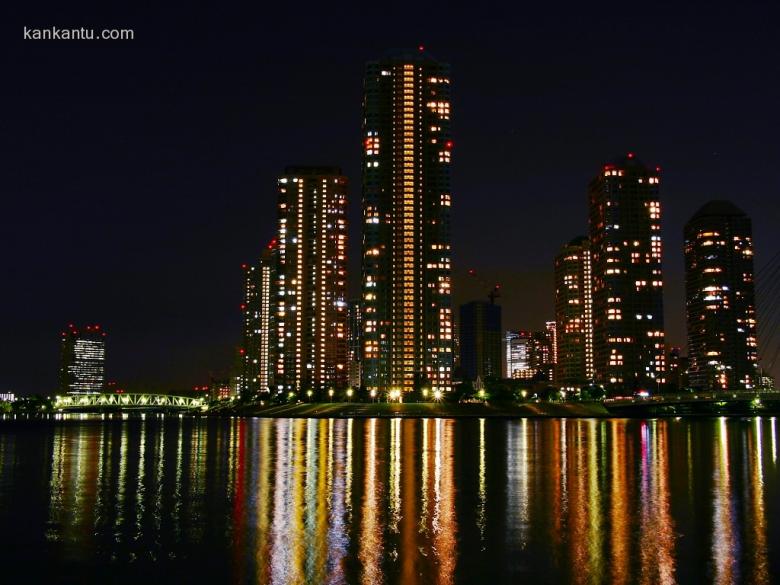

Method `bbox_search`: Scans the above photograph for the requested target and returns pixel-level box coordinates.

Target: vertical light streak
[712,418,736,585]
[610,420,629,585]
[359,419,382,585]
[389,417,401,532]
[254,419,272,583]
[749,418,768,583]
[477,418,486,544]
[432,419,456,585]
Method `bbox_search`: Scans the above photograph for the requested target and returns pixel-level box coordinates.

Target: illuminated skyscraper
[459,300,502,381]
[589,154,666,392]
[554,237,594,388]
[505,330,531,379]
[59,324,106,394]
[275,167,348,393]
[361,48,454,395]
[684,200,758,390]
[240,239,277,396]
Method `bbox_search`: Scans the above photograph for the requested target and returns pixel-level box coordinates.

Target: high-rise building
[346,300,363,389]
[589,154,666,392]
[274,166,348,393]
[240,240,277,397]
[667,346,689,391]
[529,329,556,382]
[59,324,106,394]
[554,237,595,388]
[505,330,532,379]
[361,48,454,395]
[684,200,759,390]
[459,301,502,381]
[545,321,558,374]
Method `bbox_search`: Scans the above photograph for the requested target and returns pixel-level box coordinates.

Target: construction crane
[467,268,502,305]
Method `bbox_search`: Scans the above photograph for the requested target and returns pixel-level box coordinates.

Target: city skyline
[4,5,780,394]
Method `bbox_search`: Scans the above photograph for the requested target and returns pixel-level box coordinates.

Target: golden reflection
[772,417,777,463]
[401,420,417,583]
[254,419,272,583]
[389,417,401,532]
[431,418,457,584]
[637,421,675,585]
[359,418,383,585]
[748,419,769,583]
[609,420,629,585]
[712,418,735,585]
[586,419,603,581]
[420,418,430,532]
[569,420,588,584]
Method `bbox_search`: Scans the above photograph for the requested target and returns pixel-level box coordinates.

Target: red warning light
[627,152,634,159]
[418,45,425,52]
[445,140,453,149]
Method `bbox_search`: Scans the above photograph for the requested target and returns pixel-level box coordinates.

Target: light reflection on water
[0,415,778,584]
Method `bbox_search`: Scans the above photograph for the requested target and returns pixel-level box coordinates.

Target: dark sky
[3,3,779,394]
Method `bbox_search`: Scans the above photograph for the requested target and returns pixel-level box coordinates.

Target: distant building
[459,301,502,381]
[274,167,348,393]
[505,330,531,379]
[360,49,454,395]
[684,200,759,391]
[529,329,556,382]
[347,300,363,389]
[0,393,15,402]
[546,321,558,375]
[667,346,689,391]
[554,237,594,389]
[589,154,666,392]
[59,324,106,394]
[209,378,232,401]
[240,240,277,396]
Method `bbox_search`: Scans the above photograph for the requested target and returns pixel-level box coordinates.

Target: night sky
[3,3,779,394]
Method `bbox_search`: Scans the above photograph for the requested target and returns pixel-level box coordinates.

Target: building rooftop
[690,199,747,219]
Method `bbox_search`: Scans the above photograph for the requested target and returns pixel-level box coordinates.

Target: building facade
[588,154,666,392]
[505,330,531,379]
[459,301,502,381]
[684,200,758,390]
[554,236,595,388]
[274,167,348,393]
[240,240,277,396]
[347,300,363,389]
[361,49,454,395]
[59,324,106,394]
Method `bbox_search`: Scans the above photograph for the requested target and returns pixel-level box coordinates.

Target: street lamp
[328,389,334,402]
[307,389,313,401]
[346,388,353,401]
[370,389,377,402]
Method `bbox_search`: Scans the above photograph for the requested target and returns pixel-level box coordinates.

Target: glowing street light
[307,389,313,400]
[433,389,443,401]
[328,389,334,402]
[346,388,354,400]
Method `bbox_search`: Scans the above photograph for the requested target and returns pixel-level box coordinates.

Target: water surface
[0,415,778,584]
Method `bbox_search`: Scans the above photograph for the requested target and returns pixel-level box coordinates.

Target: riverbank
[221,401,611,419]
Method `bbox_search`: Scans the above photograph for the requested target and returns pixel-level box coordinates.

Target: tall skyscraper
[459,300,502,381]
[554,237,595,388]
[240,240,277,396]
[588,154,666,392]
[361,48,454,395]
[545,321,558,374]
[59,324,106,394]
[274,167,348,393]
[684,200,759,390]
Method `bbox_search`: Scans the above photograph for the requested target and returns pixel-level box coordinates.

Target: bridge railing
[54,393,206,410]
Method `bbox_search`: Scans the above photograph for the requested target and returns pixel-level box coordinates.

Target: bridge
[54,393,207,412]
[603,391,780,416]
